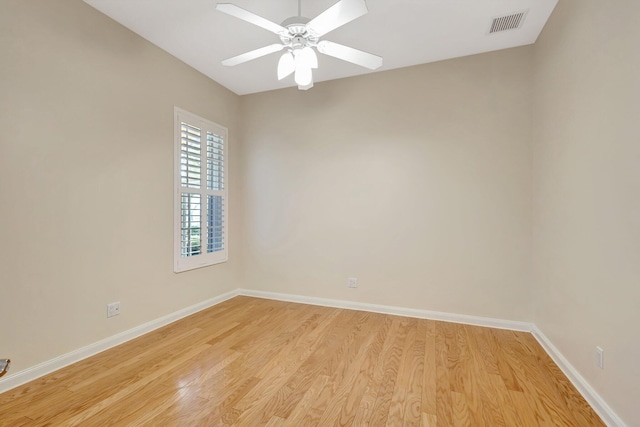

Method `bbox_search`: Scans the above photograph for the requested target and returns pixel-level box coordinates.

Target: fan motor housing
[279,16,318,48]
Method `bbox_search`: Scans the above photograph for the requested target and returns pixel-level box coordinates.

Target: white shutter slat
[206,194,225,253]
[207,132,225,191]
[180,122,202,189]
[179,192,202,257]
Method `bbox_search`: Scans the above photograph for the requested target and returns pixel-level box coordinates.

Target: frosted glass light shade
[277,52,295,80]
[294,65,313,86]
[298,47,318,69]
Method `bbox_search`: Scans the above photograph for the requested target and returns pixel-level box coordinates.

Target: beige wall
[239,47,534,321]
[532,0,640,424]
[0,0,241,374]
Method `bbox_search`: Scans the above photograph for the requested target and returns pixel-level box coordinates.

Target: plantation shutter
[174,108,228,272]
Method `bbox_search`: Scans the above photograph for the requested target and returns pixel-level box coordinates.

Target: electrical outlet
[107,302,120,318]
[595,346,604,369]
[347,277,358,288]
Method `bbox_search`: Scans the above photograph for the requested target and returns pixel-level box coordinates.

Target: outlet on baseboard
[595,346,604,369]
[347,277,358,288]
[107,302,121,318]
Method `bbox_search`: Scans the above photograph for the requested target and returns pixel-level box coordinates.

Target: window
[174,107,228,272]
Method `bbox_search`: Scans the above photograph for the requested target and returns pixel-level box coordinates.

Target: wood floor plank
[454,324,485,426]
[402,319,425,427]
[451,391,473,427]
[486,374,525,427]
[421,319,437,417]
[229,309,358,426]
[79,380,180,426]
[386,318,418,426]
[0,297,606,427]
[303,312,383,426]
[254,307,341,380]
[6,417,35,427]
[508,389,545,427]
[486,327,522,392]
[421,412,437,426]
[3,390,79,424]
[265,416,287,427]
[257,311,347,420]
[350,316,402,425]
[182,376,261,426]
[517,332,605,426]
[494,329,578,426]
[445,322,464,395]
[474,326,501,376]
[282,375,329,426]
[334,314,390,427]
[367,318,410,426]
[57,344,213,426]
[461,325,505,427]
[435,321,454,427]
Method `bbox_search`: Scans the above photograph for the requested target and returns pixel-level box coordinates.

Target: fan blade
[306,0,368,37]
[222,44,284,66]
[216,3,287,35]
[317,40,382,70]
[277,52,295,80]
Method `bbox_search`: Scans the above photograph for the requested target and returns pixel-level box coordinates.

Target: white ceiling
[83,0,558,95]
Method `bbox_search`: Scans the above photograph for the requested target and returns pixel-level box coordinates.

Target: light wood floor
[0,296,604,426]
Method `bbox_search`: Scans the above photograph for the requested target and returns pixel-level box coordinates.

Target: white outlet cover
[107,302,121,318]
[348,278,358,288]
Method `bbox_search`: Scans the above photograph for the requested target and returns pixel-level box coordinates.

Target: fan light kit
[216,0,383,90]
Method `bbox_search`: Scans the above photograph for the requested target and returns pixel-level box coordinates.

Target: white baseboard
[0,288,627,427]
[237,289,534,332]
[531,327,626,427]
[0,289,239,394]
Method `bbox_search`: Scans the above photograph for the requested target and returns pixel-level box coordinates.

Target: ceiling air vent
[489,10,528,34]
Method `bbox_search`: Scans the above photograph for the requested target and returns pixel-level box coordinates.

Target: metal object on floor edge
[0,359,10,378]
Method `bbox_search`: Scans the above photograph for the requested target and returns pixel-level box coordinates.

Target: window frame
[173,107,228,273]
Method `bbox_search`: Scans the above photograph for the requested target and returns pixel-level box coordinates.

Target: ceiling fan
[216,0,383,90]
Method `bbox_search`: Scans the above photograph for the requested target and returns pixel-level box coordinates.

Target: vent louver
[489,11,528,34]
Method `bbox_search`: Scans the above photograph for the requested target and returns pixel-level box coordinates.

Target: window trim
[173,107,228,273]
